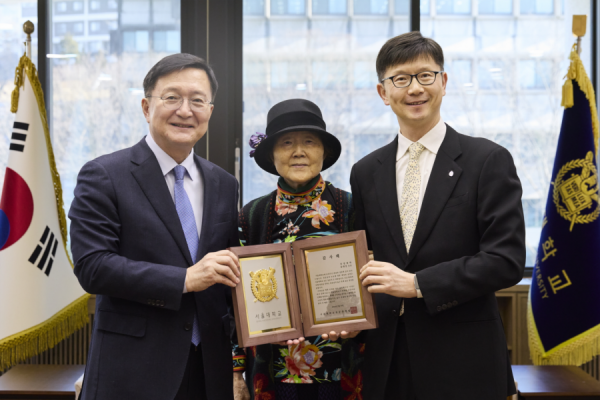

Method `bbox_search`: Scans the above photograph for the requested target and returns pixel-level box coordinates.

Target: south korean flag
[0,55,87,371]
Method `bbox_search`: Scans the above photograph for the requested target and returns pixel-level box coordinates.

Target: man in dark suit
[69,54,242,400]
[353,32,525,400]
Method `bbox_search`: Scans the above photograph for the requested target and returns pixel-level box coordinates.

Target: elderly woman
[233,99,364,400]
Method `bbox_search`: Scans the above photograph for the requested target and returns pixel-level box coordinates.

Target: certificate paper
[304,243,365,324]
[240,255,292,334]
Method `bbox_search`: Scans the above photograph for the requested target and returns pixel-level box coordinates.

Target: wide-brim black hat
[252,99,342,176]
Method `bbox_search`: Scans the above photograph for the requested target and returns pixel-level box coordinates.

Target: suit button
[453,300,458,306]
[447,302,453,309]
[442,304,447,310]
[437,306,442,312]
[147,299,152,305]
[160,301,165,307]
[392,309,397,314]
[184,322,192,331]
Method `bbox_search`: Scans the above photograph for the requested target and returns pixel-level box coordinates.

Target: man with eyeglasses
[69,54,243,400]
[352,32,525,400]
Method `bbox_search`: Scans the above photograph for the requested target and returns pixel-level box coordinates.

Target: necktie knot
[174,165,186,182]
[409,142,425,159]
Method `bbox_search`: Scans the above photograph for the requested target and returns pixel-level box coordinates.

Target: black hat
[251,99,342,176]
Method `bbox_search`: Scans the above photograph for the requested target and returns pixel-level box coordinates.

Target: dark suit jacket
[350,125,525,400]
[69,138,238,400]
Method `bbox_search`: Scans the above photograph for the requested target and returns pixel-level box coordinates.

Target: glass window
[271,0,306,15]
[73,1,83,11]
[56,2,67,12]
[47,0,181,227]
[520,0,553,15]
[313,0,347,14]
[394,0,430,15]
[478,0,511,14]
[90,1,100,10]
[244,0,265,15]
[354,61,379,89]
[354,0,389,14]
[0,1,38,189]
[436,0,471,14]
[519,59,552,90]
[312,61,347,89]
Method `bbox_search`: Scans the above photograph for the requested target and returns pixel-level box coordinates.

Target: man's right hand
[185,250,240,292]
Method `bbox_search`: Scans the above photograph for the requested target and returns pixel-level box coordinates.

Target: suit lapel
[406,125,463,267]
[374,137,408,265]
[196,155,219,260]
[130,138,194,266]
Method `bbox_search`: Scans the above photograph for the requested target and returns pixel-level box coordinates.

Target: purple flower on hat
[249,132,267,158]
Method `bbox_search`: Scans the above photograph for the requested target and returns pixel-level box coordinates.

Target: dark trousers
[384,318,417,400]
[174,345,207,400]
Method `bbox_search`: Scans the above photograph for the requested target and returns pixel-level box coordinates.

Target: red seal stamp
[350,306,357,314]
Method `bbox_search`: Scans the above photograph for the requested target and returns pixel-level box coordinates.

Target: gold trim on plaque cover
[240,255,292,335]
[304,243,366,325]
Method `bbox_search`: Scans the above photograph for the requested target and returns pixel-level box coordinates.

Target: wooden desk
[0,365,84,399]
[513,365,600,399]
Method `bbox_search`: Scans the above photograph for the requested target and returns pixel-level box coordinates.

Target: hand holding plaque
[230,231,377,347]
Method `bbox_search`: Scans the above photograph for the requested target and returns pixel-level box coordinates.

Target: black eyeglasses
[380,71,444,88]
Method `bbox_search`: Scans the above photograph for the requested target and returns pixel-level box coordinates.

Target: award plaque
[229,243,303,347]
[292,231,378,337]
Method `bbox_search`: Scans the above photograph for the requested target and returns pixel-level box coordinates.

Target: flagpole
[573,15,586,56]
[23,20,34,59]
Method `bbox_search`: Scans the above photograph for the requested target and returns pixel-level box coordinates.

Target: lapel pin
[449,170,454,177]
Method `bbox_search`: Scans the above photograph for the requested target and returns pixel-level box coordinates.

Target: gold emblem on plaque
[553,151,599,231]
[249,268,278,302]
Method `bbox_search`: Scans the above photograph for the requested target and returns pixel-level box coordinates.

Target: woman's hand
[233,372,250,400]
[321,331,360,341]
[275,337,305,346]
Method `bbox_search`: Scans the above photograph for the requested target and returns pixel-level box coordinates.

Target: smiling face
[141,68,214,163]
[272,131,325,190]
[377,56,447,141]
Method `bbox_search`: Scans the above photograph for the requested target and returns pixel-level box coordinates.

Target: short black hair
[376,31,444,81]
[143,53,218,100]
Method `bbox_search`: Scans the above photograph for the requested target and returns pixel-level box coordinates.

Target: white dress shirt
[396,118,447,220]
[146,135,204,294]
[146,134,204,239]
[396,118,446,304]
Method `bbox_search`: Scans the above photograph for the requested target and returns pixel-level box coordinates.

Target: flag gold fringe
[528,291,600,365]
[10,53,72,268]
[0,293,90,372]
[561,44,599,155]
[2,54,89,372]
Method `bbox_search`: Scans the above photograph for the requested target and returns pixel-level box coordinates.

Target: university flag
[0,54,89,372]
[528,46,600,365]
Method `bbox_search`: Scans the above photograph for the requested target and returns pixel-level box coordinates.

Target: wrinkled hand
[275,337,305,346]
[185,250,240,292]
[359,261,416,298]
[321,330,360,341]
[233,371,250,400]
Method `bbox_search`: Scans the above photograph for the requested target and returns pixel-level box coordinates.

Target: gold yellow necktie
[399,142,425,252]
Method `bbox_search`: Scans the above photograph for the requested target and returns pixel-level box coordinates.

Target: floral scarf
[272,175,338,243]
